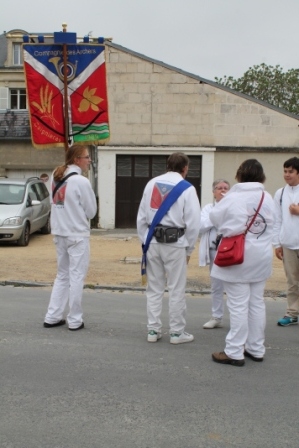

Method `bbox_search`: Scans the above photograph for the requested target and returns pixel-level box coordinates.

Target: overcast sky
[1,0,299,81]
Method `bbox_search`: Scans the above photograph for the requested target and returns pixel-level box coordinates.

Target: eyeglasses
[214,186,229,191]
[77,156,91,159]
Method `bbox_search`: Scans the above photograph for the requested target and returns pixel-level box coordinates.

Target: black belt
[149,225,185,236]
[149,225,185,243]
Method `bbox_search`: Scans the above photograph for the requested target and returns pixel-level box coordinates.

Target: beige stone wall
[105,45,299,149]
[214,151,298,197]
[0,141,65,172]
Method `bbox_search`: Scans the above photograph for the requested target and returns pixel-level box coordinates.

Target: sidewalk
[0,228,287,298]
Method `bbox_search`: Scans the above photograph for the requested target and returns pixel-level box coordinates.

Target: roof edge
[106,41,299,122]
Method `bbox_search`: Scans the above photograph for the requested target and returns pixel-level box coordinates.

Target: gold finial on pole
[62,23,67,32]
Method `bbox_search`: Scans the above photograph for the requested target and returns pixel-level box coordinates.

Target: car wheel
[17,222,30,246]
[40,214,51,234]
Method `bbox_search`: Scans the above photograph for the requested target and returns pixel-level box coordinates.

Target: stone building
[1,29,299,228]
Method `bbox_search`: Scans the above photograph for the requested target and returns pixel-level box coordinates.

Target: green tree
[215,63,299,115]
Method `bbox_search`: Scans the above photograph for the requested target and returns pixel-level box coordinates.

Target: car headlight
[3,216,22,226]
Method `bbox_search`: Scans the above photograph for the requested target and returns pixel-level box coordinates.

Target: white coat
[50,164,97,237]
[137,171,201,256]
[199,203,218,266]
[272,184,299,249]
[210,182,275,283]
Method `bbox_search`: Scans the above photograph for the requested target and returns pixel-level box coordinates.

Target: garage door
[115,155,202,228]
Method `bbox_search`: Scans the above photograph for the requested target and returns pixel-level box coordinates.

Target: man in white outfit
[137,153,201,344]
[273,157,299,326]
[44,144,97,331]
[199,179,230,329]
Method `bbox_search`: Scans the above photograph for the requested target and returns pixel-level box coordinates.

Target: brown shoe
[212,351,245,367]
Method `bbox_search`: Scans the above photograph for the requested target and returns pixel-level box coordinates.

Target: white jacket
[209,182,275,283]
[137,171,201,256]
[50,164,97,237]
[272,184,299,249]
[198,203,218,266]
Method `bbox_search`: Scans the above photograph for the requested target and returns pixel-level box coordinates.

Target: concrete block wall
[214,151,299,198]
[0,141,65,173]
[106,45,299,149]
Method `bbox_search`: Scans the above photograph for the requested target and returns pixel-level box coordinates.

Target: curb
[0,280,286,298]
[0,280,211,295]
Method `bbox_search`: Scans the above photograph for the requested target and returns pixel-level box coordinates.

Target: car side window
[27,185,38,202]
[33,183,43,201]
[41,183,49,198]
[35,182,49,200]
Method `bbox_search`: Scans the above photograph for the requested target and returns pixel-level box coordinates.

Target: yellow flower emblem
[78,87,103,112]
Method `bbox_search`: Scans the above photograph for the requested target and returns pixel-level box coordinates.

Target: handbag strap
[52,172,78,200]
[245,191,265,234]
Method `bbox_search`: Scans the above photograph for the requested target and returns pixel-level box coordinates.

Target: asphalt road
[0,286,298,448]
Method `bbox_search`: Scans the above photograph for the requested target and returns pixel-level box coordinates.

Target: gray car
[0,177,51,246]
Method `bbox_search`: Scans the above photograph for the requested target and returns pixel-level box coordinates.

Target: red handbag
[214,192,265,267]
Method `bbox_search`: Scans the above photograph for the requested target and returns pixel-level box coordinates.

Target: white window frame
[9,88,27,110]
[13,43,23,65]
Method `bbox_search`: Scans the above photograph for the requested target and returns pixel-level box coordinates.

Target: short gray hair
[212,179,230,190]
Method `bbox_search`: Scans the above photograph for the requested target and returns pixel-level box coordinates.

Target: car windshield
[0,184,25,205]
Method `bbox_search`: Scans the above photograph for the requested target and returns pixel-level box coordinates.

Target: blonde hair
[53,144,88,181]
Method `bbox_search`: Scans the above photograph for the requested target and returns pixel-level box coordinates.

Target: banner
[23,44,110,148]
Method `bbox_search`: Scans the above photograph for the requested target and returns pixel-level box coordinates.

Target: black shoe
[43,319,66,328]
[69,322,84,331]
[244,350,263,362]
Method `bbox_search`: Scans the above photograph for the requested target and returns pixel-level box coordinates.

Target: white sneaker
[147,330,162,342]
[170,332,194,344]
[203,317,223,329]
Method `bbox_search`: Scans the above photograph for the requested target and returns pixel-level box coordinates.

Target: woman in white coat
[199,179,230,329]
[210,159,275,367]
[43,144,97,331]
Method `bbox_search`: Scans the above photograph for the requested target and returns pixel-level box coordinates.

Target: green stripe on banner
[73,132,110,142]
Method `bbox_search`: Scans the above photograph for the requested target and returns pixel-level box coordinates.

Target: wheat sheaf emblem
[31,84,59,128]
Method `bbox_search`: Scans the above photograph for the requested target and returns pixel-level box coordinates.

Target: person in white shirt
[209,159,275,366]
[199,179,230,329]
[137,153,201,344]
[44,144,97,331]
[273,157,299,327]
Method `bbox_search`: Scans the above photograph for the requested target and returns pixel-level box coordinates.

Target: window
[10,89,27,109]
[13,43,23,65]
[117,156,132,177]
[34,182,49,200]
[135,156,149,177]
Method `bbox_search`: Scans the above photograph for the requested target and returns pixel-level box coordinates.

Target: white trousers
[146,243,187,334]
[209,249,225,319]
[45,236,90,328]
[223,281,266,360]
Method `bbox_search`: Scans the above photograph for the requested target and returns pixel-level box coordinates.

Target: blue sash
[141,179,192,285]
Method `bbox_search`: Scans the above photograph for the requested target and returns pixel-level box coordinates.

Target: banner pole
[62,23,69,153]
